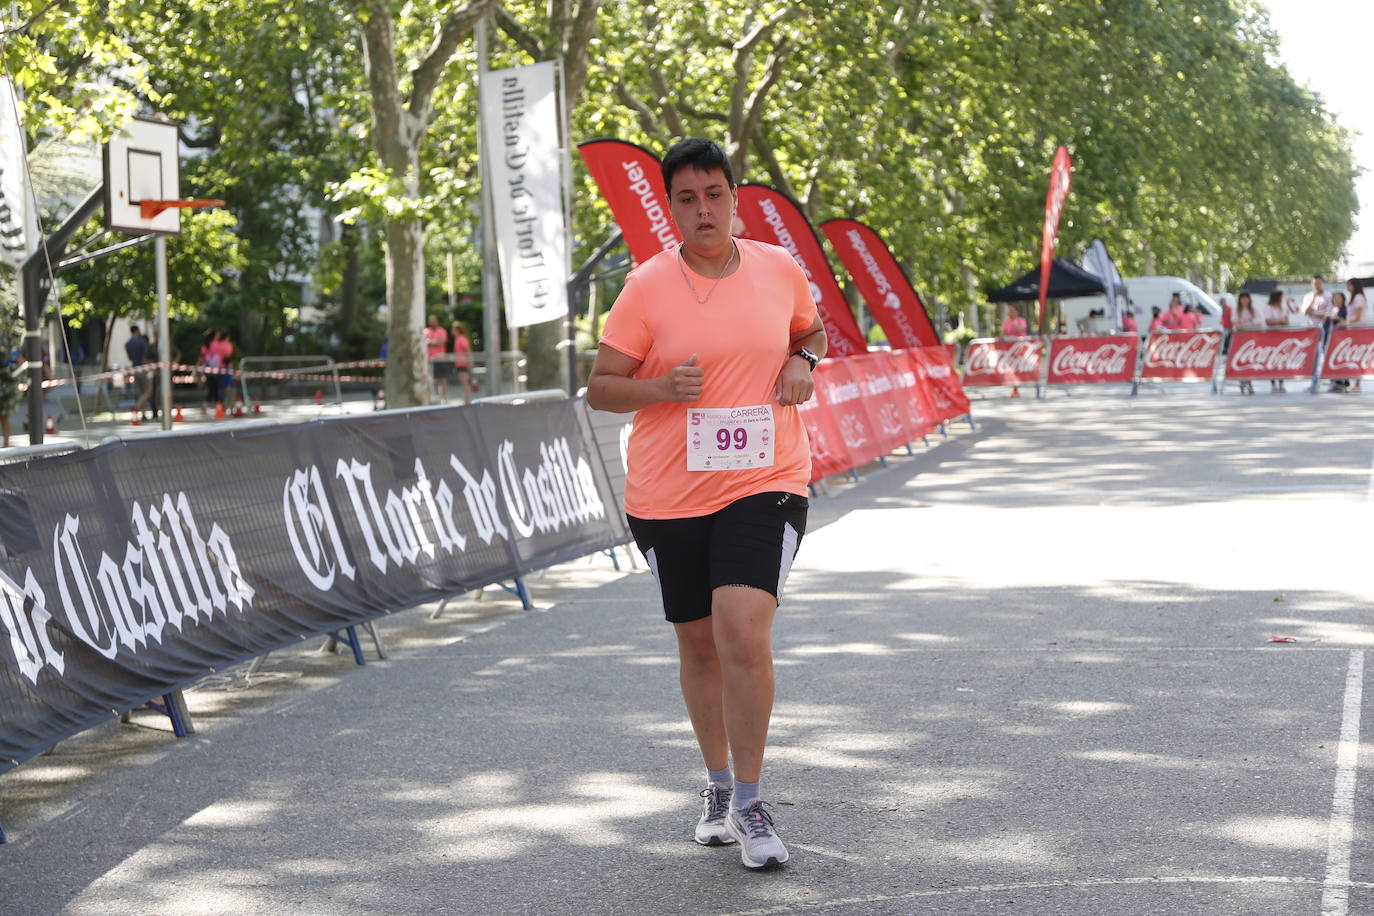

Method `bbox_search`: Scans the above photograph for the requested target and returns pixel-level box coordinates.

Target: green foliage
[5,0,1357,363]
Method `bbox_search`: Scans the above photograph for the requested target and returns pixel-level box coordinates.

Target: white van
[1060,276,1223,335]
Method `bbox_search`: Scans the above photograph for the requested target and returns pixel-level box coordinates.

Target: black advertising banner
[0,398,631,770]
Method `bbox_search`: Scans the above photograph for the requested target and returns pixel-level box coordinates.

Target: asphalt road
[3,386,1373,915]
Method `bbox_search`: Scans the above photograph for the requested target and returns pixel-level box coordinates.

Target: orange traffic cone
[214,401,225,420]
[45,415,55,434]
[174,406,185,423]
[130,411,141,426]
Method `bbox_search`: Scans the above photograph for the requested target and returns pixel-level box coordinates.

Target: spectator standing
[125,324,155,420]
[1000,306,1028,398]
[1218,296,1233,354]
[200,329,224,410]
[1347,278,1369,325]
[1122,310,1138,334]
[1181,304,1202,331]
[1262,291,1290,392]
[451,320,473,405]
[0,308,20,447]
[1302,275,1335,347]
[1001,305,1028,337]
[1234,293,1263,394]
[1328,292,1350,392]
[424,314,451,403]
[211,330,235,410]
[1148,306,1165,332]
[1162,294,1186,330]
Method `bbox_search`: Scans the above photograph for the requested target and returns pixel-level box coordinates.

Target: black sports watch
[791,346,818,372]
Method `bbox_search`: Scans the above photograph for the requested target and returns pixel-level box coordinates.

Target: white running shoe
[725,800,789,869]
[694,783,736,846]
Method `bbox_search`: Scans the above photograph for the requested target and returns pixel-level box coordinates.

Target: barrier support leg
[1,822,6,843]
[363,620,387,659]
[965,413,977,431]
[879,456,889,469]
[940,423,949,438]
[324,626,366,665]
[849,468,861,483]
[1130,380,1139,397]
[603,547,621,571]
[514,578,533,610]
[905,443,915,456]
[138,690,194,737]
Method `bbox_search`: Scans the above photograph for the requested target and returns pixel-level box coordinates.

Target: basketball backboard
[103,117,180,235]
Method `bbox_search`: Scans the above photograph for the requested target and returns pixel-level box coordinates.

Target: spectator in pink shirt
[1001,305,1029,338]
[1161,294,1186,330]
[424,314,451,402]
[1148,306,1165,332]
[1181,304,1202,331]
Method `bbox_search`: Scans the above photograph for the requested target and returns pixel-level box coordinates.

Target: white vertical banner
[0,77,36,267]
[479,60,569,330]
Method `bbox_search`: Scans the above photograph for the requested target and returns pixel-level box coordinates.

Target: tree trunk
[383,213,430,407]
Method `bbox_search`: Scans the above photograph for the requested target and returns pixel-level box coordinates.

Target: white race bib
[686,405,775,471]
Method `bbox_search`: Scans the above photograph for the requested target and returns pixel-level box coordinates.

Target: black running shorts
[626,491,808,624]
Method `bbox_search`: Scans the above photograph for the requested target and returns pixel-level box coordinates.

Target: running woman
[587,138,826,870]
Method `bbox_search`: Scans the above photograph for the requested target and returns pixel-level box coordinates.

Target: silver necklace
[677,242,737,304]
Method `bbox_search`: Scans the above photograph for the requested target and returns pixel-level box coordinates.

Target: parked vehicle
[1060,276,1223,335]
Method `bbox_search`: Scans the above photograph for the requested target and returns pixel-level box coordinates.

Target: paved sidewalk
[3,390,1373,915]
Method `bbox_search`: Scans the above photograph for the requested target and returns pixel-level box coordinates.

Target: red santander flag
[734,184,868,357]
[577,139,681,264]
[1038,146,1073,326]
[820,219,941,348]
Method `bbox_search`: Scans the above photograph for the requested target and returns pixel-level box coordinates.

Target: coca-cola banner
[1046,335,1139,385]
[1226,328,1321,381]
[820,219,942,348]
[0,400,631,771]
[1321,328,1374,380]
[963,338,1046,387]
[577,139,681,264]
[734,184,868,357]
[1139,331,1223,382]
[907,346,971,423]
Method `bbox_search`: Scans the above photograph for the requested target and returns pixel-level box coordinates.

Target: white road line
[1322,648,1365,916]
[718,874,1374,915]
[1367,448,1374,502]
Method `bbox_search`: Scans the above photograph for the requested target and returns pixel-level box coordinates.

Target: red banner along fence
[962,338,1045,387]
[1322,328,1374,379]
[1225,328,1322,381]
[1046,335,1139,386]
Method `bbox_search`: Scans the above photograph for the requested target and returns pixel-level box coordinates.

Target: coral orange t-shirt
[600,238,819,519]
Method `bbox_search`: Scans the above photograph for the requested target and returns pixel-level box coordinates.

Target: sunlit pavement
[3,387,1373,915]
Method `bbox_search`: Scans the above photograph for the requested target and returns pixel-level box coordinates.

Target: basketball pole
[154,235,171,430]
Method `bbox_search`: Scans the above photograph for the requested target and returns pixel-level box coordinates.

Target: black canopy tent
[986,258,1107,302]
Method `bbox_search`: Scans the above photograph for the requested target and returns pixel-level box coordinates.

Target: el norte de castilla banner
[0,400,632,770]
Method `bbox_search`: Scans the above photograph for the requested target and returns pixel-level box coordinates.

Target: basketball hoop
[139,198,225,219]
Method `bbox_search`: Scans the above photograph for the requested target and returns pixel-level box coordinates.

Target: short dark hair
[661,138,734,195]
[129,325,140,334]
[1313,273,1324,281]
